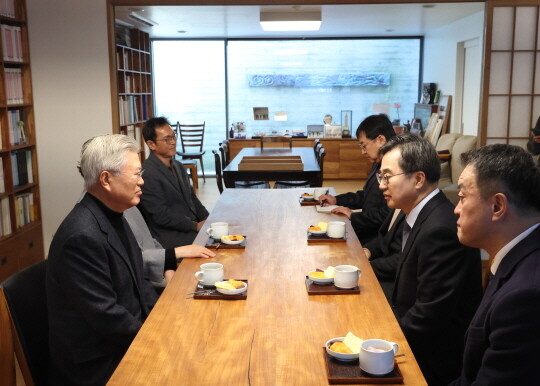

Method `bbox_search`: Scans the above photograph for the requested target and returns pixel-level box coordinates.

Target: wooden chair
[260,135,292,150]
[0,260,48,386]
[176,122,206,182]
[212,150,224,194]
[181,159,199,192]
[218,140,230,170]
[219,141,269,189]
[318,146,326,186]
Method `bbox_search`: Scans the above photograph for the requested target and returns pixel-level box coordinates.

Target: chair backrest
[0,260,48,386]
[219,141,230,170]
[318,146,326,186]
[450,135,477,183]
[212,150,224,194]
[315,142,323,162]
[177,122,205,153]
[260,135,292,149]
[313,138,320,152]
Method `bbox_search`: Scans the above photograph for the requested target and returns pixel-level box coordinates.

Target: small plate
[308,227,327,235]
[221,235,245,245]
[326,337,359,362]
[215,281,248,295]
[308,271,334,284]
[301,194,315,201]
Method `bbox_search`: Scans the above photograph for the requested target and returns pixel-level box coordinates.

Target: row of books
[5,67,23,104]
[11,149,32,187]
[119,95,150,125]
[8,109,27,145]
[1,24,23,62]
[14,191,35,229]
[0,157,4,192]
[0,196,11,237]
[0,0,15,18]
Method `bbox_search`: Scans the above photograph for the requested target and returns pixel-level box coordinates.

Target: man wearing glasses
[139,116,209,248]
[318,114,395,244]
[378,134,482,386]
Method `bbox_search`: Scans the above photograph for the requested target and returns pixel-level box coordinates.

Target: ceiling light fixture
[127,12,158,27]
[260,10,321,31]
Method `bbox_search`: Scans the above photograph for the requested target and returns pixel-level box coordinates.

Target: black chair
[176,122,206,182]
[0,260,48,386]
[317,146,326,186]
[313,138,320,152]
[212,150,224,194]
[219,141,270,189]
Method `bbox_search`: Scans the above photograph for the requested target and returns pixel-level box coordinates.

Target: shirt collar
[405,188,440,229]
[490,223,540,274]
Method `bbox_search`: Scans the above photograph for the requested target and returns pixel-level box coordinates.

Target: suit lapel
[363,163,380,197]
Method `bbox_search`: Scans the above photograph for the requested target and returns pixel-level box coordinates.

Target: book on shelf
[1,24,23,62]
[15,192,33,228]
[10,150,32,187]
[0,0,16,18]
[4,68,23,104]
[8,109,28,145]
[1,196,11,236]
[0,157,4,193]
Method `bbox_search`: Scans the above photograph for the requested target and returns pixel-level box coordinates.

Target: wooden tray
[305,277,360,295]
[193,280,248,300]
[205,236,247,249]
[323,348,403,384]
[307,232,347,244]
[299,197,319,206]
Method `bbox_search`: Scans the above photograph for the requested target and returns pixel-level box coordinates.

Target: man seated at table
[124,206,216,290]
[318,114,394,244]
[139,116,209,248]
[47,135,158,385]
[450,144,540,386]
[361,208,405,302]
[378,134,482,386]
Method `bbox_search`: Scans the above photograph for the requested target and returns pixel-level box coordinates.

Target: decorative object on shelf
[437,95,452,136]
[229,124,234,139]
[421,82,437,104]
[323,114,333,125]
[307,124,325,138]
[253,107,269,120]
[341,110,352,138]
[325,125,342,139]
[233,122,246,139]
[411,118,423,136]
[392,103,401,125]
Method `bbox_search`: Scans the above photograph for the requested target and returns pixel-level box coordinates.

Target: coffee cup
[334,265,361,289]
[359,339,399,376]
[206,222,229,240]
[194,263,224,286]
[314,187,328,201]
[327,221,346,238]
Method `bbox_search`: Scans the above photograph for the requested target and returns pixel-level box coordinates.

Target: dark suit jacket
[392,191,482,386]
[363,209,405,301]
[47,193,157,385]
[139,152,209,248]
[450,225,540,386]
[335,162,390,244]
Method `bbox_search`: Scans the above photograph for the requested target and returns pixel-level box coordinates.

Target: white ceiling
[115,3,485,39]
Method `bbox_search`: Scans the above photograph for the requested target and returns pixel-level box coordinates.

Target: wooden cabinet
[113,27,153,155]
[0,0,44,282]
[228,138,371,180]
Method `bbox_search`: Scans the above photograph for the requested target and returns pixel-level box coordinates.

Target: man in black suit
[47,135,158,385]
[378,134,482,386]
[450,145,540,386]
[318,114,395,244]
[139,117,209,248]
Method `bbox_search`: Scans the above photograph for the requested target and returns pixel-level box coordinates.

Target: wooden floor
[196,178,365,213]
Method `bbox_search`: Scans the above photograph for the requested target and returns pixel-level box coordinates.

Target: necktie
[402,222,411,251]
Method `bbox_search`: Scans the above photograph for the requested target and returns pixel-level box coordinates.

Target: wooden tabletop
[108,189,426,386]
[223,147,321,187]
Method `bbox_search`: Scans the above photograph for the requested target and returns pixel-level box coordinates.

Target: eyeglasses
[358,138,374,151]
[376,171,408,185]
[134,169,144,179]
[154,133,177,144]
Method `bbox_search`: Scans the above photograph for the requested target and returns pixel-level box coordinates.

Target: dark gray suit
[47,193,157,385]
[139,153,209,249]
[392,191,482,386]
[451,225,540,386]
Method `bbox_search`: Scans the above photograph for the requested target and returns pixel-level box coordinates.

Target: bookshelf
[114,26,153,155]
[0,0,44,282]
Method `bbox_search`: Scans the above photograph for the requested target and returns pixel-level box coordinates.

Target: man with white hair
[47,135,158,385]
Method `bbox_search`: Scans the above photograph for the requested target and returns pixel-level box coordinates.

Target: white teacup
[334,265,361,289]
[314,187,328,201]
[359,339,399,376]
[327,221,346,238]
[194,263,224,286]
[206,222,229,240]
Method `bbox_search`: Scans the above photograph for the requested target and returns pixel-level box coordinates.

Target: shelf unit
[0,0,44,282]
[114,27,153,154]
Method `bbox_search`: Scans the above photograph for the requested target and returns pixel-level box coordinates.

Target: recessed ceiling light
[386,29,394,32]
[177,30,186,34]
[128,8,143,12]
[422,4,435,8]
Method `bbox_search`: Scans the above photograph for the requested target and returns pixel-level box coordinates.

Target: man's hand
[164,270,175,284]
[363,248,372,260]
[331,206,352,219]
[175,245,216,259]
[196,220,205,231]
[318,194,337,206]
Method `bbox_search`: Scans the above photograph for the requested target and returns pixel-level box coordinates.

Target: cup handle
[206,228,213,236]
[389,342,399,355]
[194,271,204,281]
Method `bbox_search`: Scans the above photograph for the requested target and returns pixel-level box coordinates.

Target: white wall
[27,0,112,252]
[423,10,485,134]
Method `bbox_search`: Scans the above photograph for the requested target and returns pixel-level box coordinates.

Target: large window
[153,38,421,173]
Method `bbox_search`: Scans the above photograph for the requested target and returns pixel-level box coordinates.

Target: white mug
[334,265,361,289]
[327,221,346,238]
[359,339,399,376]
[314,187,328,201]
[206,222,229,240]
[194,263,224,286]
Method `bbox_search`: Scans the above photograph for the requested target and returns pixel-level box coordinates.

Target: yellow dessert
[329,341,353,354]
[309,226,322,231]
[215,279,245,290]
[222,235,244,242]
[309,271,327,278]
[317,222,328,231]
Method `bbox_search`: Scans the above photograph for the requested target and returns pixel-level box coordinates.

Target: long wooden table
[223,147,321,188]
[109,189,426,385]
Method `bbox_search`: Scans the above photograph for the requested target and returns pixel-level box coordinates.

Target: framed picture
[341,110,352,137]
[325,124,342,138]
